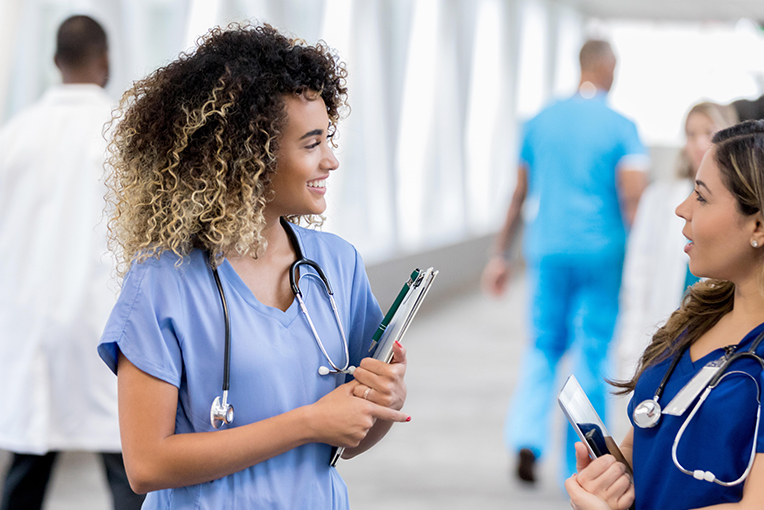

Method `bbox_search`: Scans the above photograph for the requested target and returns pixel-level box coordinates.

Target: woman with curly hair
[97,24,409,508]
[565,121,764,509]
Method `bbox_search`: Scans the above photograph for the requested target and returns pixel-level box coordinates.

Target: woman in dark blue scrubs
[565,120,764,510]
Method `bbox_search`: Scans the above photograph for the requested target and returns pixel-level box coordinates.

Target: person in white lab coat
[611,101,738,440]
[0,15,143,510]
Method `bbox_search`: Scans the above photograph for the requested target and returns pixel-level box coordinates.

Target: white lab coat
[610,178,693,440]
[0,84,121,454]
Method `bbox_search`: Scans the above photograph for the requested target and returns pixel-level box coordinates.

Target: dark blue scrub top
[628,323,764,510]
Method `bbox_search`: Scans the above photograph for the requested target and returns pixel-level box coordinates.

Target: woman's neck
[258,216,295,261]
[225,216,292,263]
[730,274,764,331]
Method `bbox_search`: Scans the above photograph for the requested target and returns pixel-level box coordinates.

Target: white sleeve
[616,185,659,379]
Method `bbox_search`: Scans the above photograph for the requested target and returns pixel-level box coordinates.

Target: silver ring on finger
[363,387,371,400]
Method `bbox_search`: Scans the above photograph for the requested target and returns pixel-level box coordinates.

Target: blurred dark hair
[579,39,613,71]
[55,15,108,68]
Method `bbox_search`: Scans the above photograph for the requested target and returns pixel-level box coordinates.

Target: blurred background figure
[0,15,143,510]
[482,39,648,485]
[611,101,738,440]
[732,94,764,121]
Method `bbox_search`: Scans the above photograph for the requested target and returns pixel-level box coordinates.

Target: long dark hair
[615,120,764,394]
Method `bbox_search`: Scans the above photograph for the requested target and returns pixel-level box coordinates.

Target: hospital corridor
[3,0,764,509]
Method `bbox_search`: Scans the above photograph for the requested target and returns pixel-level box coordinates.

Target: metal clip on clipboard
[330,267,438,466]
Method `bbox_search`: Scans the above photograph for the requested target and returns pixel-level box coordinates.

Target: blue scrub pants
[505,252,624,480]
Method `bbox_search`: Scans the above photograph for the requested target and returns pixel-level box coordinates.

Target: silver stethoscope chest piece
[633,398,661,428]
[633,345,686,429]
[210,391,234,429]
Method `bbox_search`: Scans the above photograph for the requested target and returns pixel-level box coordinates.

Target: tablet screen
[558,374,631,473]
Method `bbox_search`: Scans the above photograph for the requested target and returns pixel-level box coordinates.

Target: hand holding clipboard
[330,267,438,466]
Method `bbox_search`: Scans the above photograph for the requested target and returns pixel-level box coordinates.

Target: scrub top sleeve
[616,121,649,171]
[98,259,184,388]
[346,248,383,369]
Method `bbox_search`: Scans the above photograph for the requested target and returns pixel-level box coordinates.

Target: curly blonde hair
[106,23,347,277]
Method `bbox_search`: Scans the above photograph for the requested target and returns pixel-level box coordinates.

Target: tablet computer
[558,374,632,474]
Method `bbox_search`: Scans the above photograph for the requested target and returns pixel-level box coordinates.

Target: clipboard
[330,267,438,466]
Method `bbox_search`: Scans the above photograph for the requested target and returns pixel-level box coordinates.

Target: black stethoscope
[208,217,354,429]
[633,331,764,486]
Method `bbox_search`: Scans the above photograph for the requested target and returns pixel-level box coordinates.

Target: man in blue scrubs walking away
[482,39,648,484]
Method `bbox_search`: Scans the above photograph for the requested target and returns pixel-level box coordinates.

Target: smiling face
[675,148,762,283]
[266,93,339,220]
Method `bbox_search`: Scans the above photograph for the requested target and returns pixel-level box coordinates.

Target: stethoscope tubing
[208,218,353,428]
[646,331,764,486]
[211,264,231,392]
[671,370,762,486]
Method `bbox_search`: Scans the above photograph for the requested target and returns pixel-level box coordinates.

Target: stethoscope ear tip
[318,366,331,376]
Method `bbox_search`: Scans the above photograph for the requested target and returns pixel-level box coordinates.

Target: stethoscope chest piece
[210,391,234,429]
[634,346,687,429]
[633,398,662,428]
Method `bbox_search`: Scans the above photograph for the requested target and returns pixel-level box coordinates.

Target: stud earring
[753,240,760,248]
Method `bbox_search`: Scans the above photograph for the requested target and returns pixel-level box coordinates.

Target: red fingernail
[395,340,402,348]
[405,415,411,422]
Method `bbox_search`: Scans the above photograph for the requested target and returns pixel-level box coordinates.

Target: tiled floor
[0,276,572,509]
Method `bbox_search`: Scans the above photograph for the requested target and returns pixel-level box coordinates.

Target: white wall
[0,0,584,265]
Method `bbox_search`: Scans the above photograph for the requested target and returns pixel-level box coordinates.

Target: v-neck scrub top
[98,225,383,509]
[628,323,764,510]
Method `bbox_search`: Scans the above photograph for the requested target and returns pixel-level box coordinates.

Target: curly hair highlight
[106,23,347,277]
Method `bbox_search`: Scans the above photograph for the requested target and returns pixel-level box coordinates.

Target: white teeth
[307,179,326,188]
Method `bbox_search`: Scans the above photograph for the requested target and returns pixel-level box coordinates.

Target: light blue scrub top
[99,225,383,509]
[519,93,647,261]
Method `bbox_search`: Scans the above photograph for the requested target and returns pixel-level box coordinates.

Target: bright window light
[606,19,764,146]
[516,0,549,119]
[185,0,221,50]
[465,0,502,233]
[395,0,439,251]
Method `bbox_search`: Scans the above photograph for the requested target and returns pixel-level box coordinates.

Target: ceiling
[565,0,764,23]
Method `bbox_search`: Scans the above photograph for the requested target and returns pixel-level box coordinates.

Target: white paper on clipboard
[330,267,438,466]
